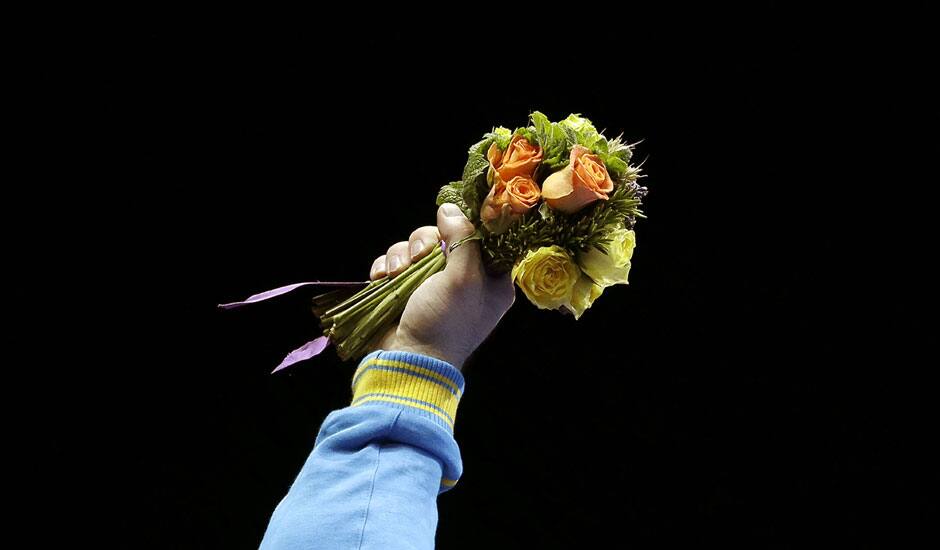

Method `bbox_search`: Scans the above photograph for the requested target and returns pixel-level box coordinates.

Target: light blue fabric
[260,352,464,549]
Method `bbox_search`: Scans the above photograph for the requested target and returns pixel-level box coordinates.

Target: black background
[43,9,936,549]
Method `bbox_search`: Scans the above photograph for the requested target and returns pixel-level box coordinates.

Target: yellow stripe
[352,395,455,429]
[354,358,463,399]
[441,478,458,487]
[354,369,460,422]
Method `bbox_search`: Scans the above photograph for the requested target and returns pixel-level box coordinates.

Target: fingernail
[410,240,426,258]
[441,203,463,217]
[387,255,401,273]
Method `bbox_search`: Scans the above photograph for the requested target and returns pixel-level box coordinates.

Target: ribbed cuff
[351,350,465,434]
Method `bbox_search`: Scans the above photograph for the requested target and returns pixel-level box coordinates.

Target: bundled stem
[313,244,447,361]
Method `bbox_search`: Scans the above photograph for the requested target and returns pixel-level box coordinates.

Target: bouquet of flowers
[221,112,647,369]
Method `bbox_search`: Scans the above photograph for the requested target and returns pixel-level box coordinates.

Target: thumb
[437,203,482,275]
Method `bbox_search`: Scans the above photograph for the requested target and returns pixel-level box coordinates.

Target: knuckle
[387,241,409,256]
[410,226,436,242]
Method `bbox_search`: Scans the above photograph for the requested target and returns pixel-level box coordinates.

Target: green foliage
[435,181,471,218]
[458,137,495,222]
[467,137,492,157]
[461,178,487,222]
[481,180,646,273]
[514,126,538,144]
[485,127,513,150]
[442,112,647,274]
[560,113,603,149]
[604,155,628,178]
[593,135,636,180]
[461,149,489,185]
[607,135,634,163]
[530,111,569,171]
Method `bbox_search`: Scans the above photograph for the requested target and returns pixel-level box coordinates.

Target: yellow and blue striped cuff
[351,350,465,434]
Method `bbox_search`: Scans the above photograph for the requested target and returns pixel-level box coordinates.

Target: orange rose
[480,175,541,234]
[541,145,615,214]
[487,135,542,185]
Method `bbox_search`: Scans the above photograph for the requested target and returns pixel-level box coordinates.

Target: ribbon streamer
[272,336,331,374]
[219,281,367,373]
[219,243,448,373]
[217,281,368,310]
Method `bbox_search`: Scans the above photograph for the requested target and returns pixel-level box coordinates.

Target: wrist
[384,334,467,370]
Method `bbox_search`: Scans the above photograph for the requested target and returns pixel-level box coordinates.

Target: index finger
[408,225,441,261]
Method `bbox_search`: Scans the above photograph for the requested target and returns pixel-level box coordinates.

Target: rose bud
[480,175,541,234]
[486,135,542,186]
[542,145,614,214]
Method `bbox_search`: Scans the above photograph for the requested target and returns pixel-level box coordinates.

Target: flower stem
[312,243,447,361]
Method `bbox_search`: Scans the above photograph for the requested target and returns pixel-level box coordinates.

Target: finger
[409,225,441,261]
[385,241,411,277]
[436,203,481,276]
[370,255,387,280]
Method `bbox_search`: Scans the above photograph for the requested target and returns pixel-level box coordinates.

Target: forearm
[260,350,465,550]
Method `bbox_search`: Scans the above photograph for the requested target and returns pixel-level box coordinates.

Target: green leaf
[530,111,571,172]
[531,111,552,140]
[559,113,602,149]
[514,126,538,145]
[437,181,466,206]
[550,122,567,146]
[462,149,490,185]
[562,124,579,147]
[607,136,634,164]
[454,136,498,223]
[485,127,513,150]
[438,182,474,219]
[462,176,489,222]
[467,137,493,157]
[460,137,495,223]
[560,114,597,134]
[604,155,628,178]
[612,146,632,164]
[461,179,477,215]
[601,135,635,179]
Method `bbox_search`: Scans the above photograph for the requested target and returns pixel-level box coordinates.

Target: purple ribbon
[217,280,367,310]
[272,335,331,374]
[218,280,366,373]
[220,243,447,374]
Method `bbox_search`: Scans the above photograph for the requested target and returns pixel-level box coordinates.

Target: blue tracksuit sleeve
[260,350,465,550]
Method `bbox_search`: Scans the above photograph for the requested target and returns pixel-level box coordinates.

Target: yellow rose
[511,245,580,310]
[563,275,605,319]
[578,229,636,287]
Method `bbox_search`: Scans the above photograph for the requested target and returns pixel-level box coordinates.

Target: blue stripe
[352,364,460,397]
[351,392,455,425]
